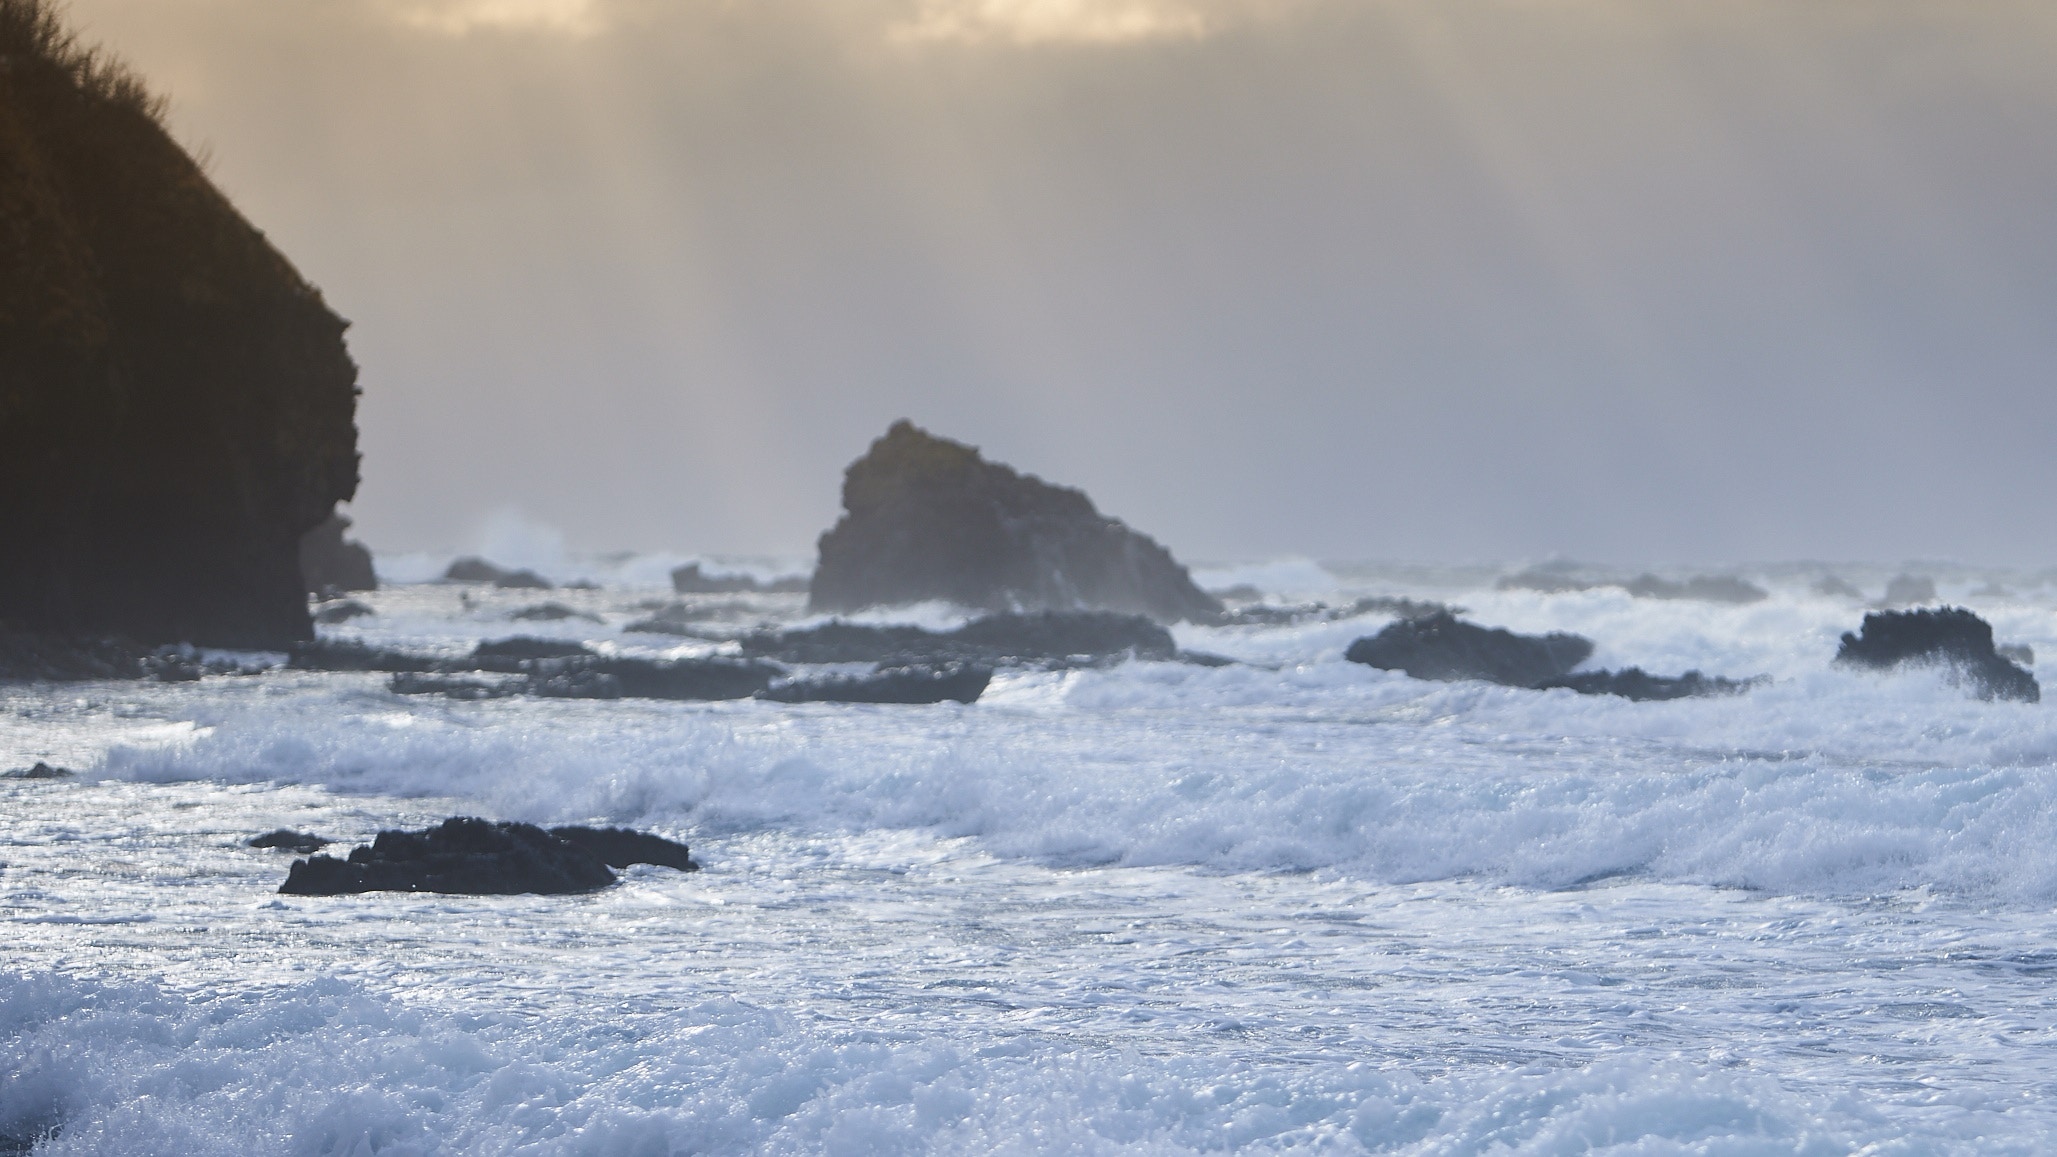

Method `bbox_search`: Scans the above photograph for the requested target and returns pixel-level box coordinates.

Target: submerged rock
[1835,607,2038,702]
[809,421,1221,623]
[278,817,694,895]
[1536,668,1761,702]
[1344,611,1755,701]
[509,602,599,623]
[300,514,376,595]
[248,829,328,854]
[0,3,359,649]
[763,664,992,705]
[1345,611,1594,687]
[3,761,74,780]
[741,610,1177,668]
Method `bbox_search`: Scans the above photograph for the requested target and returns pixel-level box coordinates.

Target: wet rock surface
[278,818,695,895]
[1536,668,1762,702]
[1346,612,1595,687]
[3,762,74,780]
[248,829,328,853]
[741,611,1177,668]
[1835,607,2039,702]
[443,558,554,590]
[809,421,1221,623]
[763,663,992,705]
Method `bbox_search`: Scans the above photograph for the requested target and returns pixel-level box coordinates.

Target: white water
[5,565,2057,1153]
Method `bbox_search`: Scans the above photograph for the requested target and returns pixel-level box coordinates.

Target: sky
[58,0,2057,566]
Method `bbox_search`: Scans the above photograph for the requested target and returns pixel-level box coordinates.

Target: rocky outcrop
[3,761,73,779]
[742,610,1178,668]
[809,421,1221,623]
[443,557,553,589]
[300,514,375,595]
[1345,611,1757,701]
[1345,612,1594,687]
[762,663,992,705]
[1835,607,2038,702]
[277,817,696,895]
[1535,668,1760,702]
[248,829,328,853]
[0,2,360,648]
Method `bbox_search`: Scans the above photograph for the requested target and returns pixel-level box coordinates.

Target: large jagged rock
[809,421,1221,623]
[1835,607,2038,702]
[300,513,375,594]
[0,2,360,648]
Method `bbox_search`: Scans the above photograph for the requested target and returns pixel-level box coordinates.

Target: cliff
[810,421,1221,623]
[0,0,359,649]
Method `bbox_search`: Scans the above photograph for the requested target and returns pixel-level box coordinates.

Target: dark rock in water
[248,828,328,853]
[1495,568,1593,595]
[1835,607,2039,702]
[1345,611,1594,688]
[810,421,1221,623]
[1620,574,1768,604]
[764,663,992,705]
[592,657,778,701]
[3,761,74,780]
[442,558,553,589]
[0,4,359,650]
[1880,574,1939,608]
[444,556,509,583]
[1536,668,1762,702]
[301,514,376,595]
[510,602,598,623]
[313,599,375,625]
[279,817,620,895]
[493,569,554,590]
[1217,595,1453,628]
[741,610,1177,669]
[670,563,811,595]
[547,826,696,872]
[290,639,444,673]
[472,636,594,667]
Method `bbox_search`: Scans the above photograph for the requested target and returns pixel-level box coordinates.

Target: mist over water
[57,0,2057,564]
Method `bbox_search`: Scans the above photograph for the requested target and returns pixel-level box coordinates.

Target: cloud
[892,0,1215,45]
[379,0,604,36]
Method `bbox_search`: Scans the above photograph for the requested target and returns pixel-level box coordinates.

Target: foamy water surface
[5,562,2057,1153]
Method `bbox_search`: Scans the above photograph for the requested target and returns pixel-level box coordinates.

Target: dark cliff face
[0,1,359,648]
[809,421,1222,623]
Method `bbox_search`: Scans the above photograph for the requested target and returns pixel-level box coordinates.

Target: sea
[6,556,2057,1155]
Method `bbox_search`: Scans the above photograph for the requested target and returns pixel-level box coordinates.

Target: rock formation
[0,2,360,648]
[278,818,696,896]
[1345,611,1593,687]
[809,421,1221,623]
[1498,569,1766,604]
[443,557,553,589]
[741,610,1178,668]
[1835,607,2038,702]
[1345,611,1758,701]
[300,513,376,595]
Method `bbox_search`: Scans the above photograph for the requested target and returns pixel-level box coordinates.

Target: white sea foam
[9,563,2057,1152]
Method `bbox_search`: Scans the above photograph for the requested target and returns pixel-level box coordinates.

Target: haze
[60,0,2057,565]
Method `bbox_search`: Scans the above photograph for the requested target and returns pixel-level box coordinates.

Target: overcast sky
[62,0,2057,565]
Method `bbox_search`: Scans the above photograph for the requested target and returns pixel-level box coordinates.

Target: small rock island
[810,421,1221,623]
